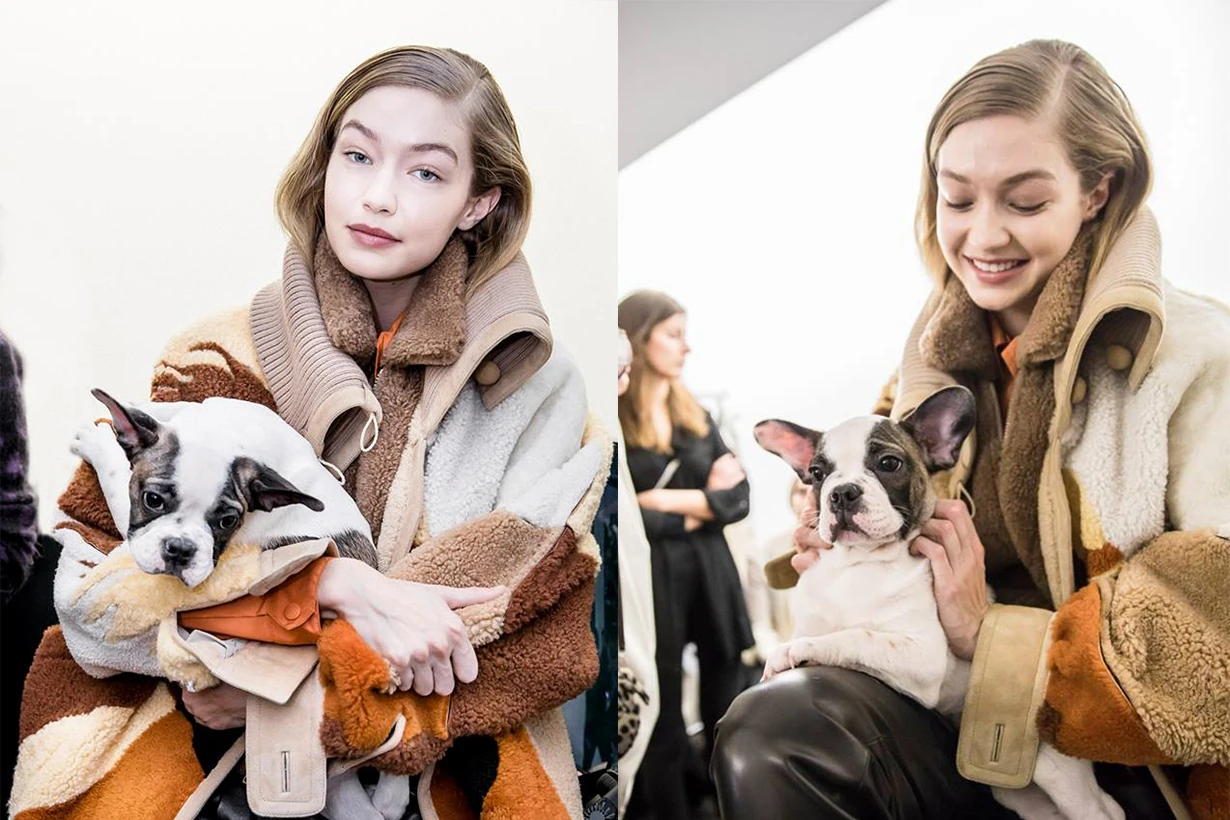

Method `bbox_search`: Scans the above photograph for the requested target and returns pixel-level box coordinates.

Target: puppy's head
[754,386,975,548]
[92,389,324,587]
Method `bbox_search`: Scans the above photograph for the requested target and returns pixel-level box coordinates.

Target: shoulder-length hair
[916,39,1151,287]
[276,45,532,295]
[617,290,709,451]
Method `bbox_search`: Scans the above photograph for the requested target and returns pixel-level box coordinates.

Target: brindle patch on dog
[865,420,932,538]
[126,429,182,538]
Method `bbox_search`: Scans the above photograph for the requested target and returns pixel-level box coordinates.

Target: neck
[362,275,424,332]
[644,373,671,409]
[830,536,913,564]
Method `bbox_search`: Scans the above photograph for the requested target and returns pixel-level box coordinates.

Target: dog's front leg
[70,421,133,534]
[764,630,946,707]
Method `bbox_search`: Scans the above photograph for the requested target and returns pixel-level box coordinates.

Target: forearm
[642,489,713,520]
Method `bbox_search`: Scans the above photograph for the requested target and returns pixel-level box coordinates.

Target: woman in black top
[619,290,754,820]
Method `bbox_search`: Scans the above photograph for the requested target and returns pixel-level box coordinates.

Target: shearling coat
[891,209,1229,819]
[11,237,612,820]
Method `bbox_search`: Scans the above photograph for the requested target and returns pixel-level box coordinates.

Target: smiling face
[322,85,500,281]
[935,115,1110,331]
[643,312,690,379]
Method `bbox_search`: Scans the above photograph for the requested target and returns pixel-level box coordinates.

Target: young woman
[16,46,610,820]
[618,290,754,820]
[712,40,1229,820]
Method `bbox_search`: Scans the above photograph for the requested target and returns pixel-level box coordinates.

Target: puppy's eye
[218,514,240,532]
[807,465,827,484]
[143,491,165,512]
[877,455,903,472]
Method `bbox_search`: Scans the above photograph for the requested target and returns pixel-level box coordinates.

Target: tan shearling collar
[313,234,467,370]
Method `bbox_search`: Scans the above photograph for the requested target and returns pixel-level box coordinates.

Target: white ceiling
[619,0,887,168]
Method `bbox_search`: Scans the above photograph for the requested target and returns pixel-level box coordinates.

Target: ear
[754,419,821,481]
[900,386,976,471]
[232,457,325,514]
[91,388,161,460]
[457,186,502,231]
[1083,171,1114,221]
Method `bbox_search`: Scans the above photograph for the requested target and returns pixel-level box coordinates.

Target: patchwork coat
[896,209,1229,819]
[11,236,612,820]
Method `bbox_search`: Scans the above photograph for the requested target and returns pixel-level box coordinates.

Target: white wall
[619,0,1230,543]
[0,0,617,529]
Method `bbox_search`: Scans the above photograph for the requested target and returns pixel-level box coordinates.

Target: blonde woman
[18,46,609,820]
[713,40,1229,820]
[619,290,754,820]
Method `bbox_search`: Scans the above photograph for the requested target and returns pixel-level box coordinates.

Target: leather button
[1106,345,1133,371]
[283,603,302,621]
[1071,376,1087,404]
[475,361,501,386]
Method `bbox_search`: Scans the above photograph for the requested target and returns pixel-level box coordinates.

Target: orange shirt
[988,315,1019,419]
[177,556,333,645]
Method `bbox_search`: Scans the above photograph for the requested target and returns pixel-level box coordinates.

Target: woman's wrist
[318,557,375,618]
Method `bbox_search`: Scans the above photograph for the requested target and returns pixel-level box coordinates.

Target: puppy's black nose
[162,537,196,565]
[829,483,864,510]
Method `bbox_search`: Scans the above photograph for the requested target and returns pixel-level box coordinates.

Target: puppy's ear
[900,386,976,471]
[754,420,821,481]
[232,457,325,514]
[91,388,162,460]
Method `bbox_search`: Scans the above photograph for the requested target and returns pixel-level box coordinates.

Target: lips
[965,255,1027,285]
[348,224,400,248]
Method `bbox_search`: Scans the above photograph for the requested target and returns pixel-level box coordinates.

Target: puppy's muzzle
[161,536,197,570]
[829,483,864,512]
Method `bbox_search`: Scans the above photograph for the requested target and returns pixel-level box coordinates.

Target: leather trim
[957,604,1054,788]
[246,666,327,816]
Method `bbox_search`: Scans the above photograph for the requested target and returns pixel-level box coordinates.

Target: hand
[182,682,246,729]
[910,499,991,660]
[684,515,702,532]
[318,558,506,696]
[636,489,666,512]
[706,454,746,491]
[792,491,832,574]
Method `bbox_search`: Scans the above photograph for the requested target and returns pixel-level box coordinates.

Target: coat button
[283,603,302,621]
[1106,345,1133,371]
[475,361,501,385]
[1071,376,1087,404]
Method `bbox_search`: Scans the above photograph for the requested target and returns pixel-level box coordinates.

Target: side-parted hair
[916,39,1151,286]
[276,45,532,295]
[617,290,709,452]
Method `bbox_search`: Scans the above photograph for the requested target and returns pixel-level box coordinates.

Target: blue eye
[412,168,440,182]
[343,150,371,165]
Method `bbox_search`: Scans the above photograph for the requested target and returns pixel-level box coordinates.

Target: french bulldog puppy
[754,386,1123,820]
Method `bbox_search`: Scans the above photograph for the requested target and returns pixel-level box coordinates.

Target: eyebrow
[339,119,459,164]
[939,169,1057,188]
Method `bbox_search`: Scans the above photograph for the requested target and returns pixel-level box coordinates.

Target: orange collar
[373,307,411,376]
[988,314,1019,379]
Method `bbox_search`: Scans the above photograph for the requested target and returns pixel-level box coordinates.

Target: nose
[162,537,196,566]
[363,169,398,216]
[829,483,863,511]
[968,203,1010,252]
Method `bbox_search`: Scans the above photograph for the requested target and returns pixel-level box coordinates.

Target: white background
[0,0,617,529]
[620,0,1230,544]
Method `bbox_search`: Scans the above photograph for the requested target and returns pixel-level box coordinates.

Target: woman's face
[935,115,1110,321]
[323,85,500,281]
[643,312,690,379]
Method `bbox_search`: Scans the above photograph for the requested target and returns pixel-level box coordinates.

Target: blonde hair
[916,39,1151,286]
[276,45,532,294]
[617,290,709,451]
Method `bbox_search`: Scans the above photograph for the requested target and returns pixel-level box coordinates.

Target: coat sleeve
[958,338,1230,787]
[316,350,613,775]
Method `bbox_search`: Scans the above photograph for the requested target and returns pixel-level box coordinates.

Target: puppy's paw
[762,643,795,681]
[371,772,411,820]
[70,422,120,466]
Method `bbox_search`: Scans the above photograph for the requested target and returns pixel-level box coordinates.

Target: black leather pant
[711,666,1173,820]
